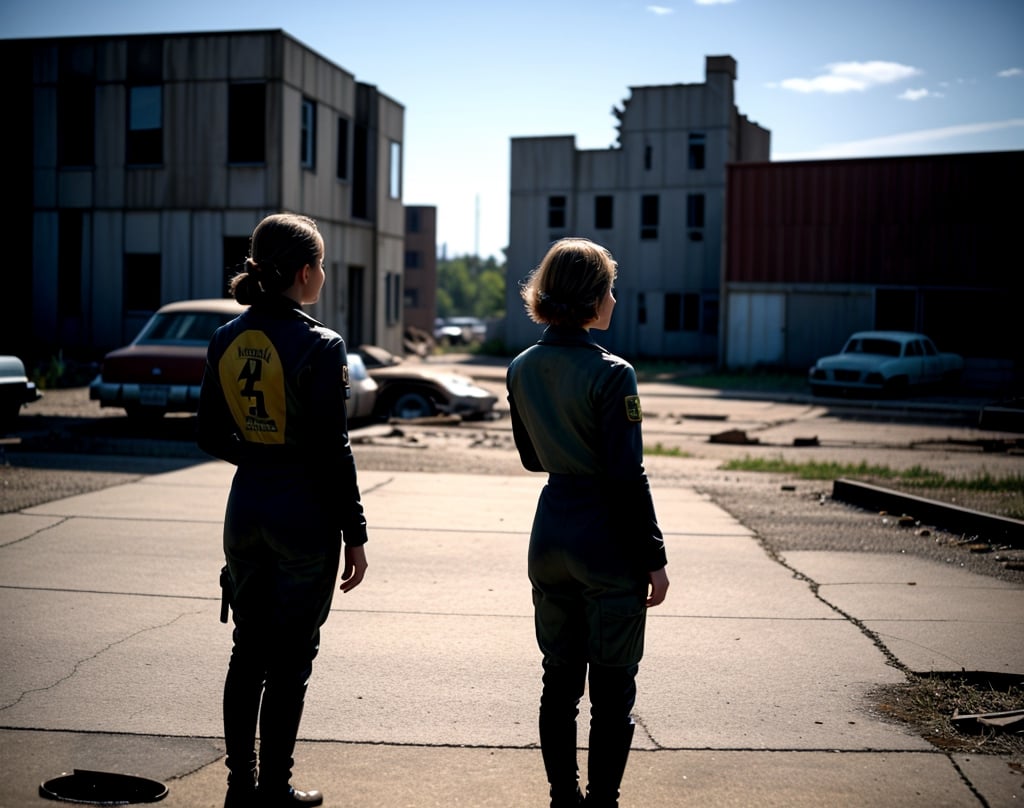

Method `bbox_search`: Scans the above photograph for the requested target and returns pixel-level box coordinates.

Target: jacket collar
[539,326,600,349]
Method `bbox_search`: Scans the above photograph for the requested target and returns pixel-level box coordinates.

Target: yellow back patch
[625,394,643,423]
[218,330,287,444]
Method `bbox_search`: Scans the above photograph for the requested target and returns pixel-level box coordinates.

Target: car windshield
[844,337,902,357]
[136,311,233,345]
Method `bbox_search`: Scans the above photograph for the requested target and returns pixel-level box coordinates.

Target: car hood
[814,353,895,370]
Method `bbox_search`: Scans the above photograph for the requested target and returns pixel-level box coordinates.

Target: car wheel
[384,390,436,419]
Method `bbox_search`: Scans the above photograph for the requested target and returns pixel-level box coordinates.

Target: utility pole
[474,194,480,260]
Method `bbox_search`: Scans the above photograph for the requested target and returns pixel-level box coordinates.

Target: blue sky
[3,0,1022,260]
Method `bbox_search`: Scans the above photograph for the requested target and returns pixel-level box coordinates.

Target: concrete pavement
[0,461,1021,806]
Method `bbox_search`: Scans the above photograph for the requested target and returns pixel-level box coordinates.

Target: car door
[919,338,942,383]
[903,339,925,384]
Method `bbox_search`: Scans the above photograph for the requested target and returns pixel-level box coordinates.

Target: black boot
[583,720,635,808]
[256,674,322,807]
[224,769,257,808]
[223,645,263,808]
[539,661,587,807]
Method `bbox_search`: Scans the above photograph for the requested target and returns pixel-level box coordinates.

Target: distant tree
[436,254,506,320]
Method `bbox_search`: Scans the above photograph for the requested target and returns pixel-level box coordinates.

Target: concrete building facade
[1,29,406,363]
[402,205,438,339]
[505,55,769,358]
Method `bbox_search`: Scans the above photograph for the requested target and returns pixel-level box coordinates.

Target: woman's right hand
[646,566,669,608]
[340,544,368,593]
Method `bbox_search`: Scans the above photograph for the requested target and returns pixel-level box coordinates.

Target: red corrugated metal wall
[726,152,1021,288]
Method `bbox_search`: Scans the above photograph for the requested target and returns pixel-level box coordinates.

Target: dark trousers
[529,477,647,804]
[539,659,638,801]
[221,468,341,790]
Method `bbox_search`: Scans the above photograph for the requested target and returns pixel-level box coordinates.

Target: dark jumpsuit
[506,325,667,796]
[197,294,367,789]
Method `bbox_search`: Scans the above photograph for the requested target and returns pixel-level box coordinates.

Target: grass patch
[645,443,692,458]
[719,456,1024,492]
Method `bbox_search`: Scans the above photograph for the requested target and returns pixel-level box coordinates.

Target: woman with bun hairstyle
[198,213,369,808]
[506,237,669,808]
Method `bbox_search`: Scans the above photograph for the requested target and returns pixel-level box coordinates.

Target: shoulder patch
[625,394,643,423]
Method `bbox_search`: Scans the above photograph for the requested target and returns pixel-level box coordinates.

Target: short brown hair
[520,238,617,327]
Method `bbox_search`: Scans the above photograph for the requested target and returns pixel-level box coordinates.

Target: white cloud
[774,119,1024,160]
[779,61,922,94]
[899,88,940,101]
[694,0,735,5]
[998,67,1023,78]
[646,5,674,14]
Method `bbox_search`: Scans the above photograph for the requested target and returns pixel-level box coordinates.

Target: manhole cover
[39,769,167,804]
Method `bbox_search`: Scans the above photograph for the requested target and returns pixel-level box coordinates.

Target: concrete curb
[832,477,1024,547]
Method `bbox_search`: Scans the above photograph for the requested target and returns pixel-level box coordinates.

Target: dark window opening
[405,250,421,269]
[688,133,706,170]
[126,85,163,165]
[404,287,420,308]
[406,207,421,233]
[352,123,369,219]
[385,272,401,325]
[123,253,161,312]
[641,195,659,240]
[58,82,95,167]
[687,193,705,228]
[336,117,350,180]
[548,196,567,229]
[683,293,700,332]
[644,145,653,171]
[595,195,613,229]
[58,46,96,167]
[702,298,719,336]
[664,293,681,331]
[637,292,647,326]
[228,83,266,163]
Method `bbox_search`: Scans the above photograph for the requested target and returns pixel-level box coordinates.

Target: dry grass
[870,672,1024,760]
